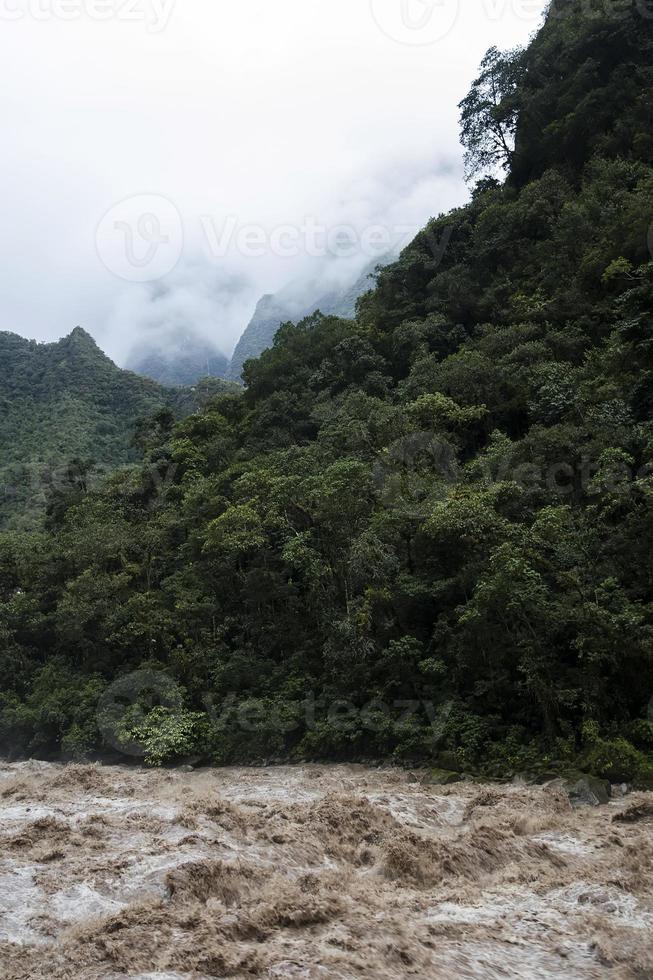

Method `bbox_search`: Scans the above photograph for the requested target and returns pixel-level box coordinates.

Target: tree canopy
[1,1,653,782]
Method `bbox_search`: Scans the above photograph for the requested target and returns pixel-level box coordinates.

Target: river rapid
[0,760,652,979]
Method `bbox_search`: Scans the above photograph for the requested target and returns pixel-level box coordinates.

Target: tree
[459,46,525,182]
[3,5,653,778]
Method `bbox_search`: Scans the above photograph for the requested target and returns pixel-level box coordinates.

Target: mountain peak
[64,326,101,349]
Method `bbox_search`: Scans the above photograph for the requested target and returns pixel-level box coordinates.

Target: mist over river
[1,761,652,979]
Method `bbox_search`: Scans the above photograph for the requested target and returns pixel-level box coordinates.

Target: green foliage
[459,45,525,181]
[0,328,205,529]
[0,658,106,757]
[580,721,653,786]
[1,4,653,777]
[119,706,205,767]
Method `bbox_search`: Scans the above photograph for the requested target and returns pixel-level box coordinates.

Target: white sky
[0,0,548,363]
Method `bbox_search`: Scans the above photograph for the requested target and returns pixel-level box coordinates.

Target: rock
[553,771,611,806]
[610,782,632,798]
[534,770,561,785]
[432,751,461,771]
[421,768,462,786]
[179,764,194,773]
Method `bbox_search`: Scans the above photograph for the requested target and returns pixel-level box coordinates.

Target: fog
[0,0,547,365]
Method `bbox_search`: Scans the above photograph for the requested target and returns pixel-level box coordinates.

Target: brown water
[1,761,652,979]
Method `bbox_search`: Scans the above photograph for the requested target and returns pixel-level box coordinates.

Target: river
[1,760,651,978]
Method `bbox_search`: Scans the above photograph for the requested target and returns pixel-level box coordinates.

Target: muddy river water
[0,760,652,978]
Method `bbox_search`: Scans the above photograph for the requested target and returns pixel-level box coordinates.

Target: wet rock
[432,752,461,771]
[548,771,611,806]
[610,783,632,798]
[534,771,562,785]
[421,768,462,786]
[179,765,194,773]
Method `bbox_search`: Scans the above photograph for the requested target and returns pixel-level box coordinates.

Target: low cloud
[0,1,547,365]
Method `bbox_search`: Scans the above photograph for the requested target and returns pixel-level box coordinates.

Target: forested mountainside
[0,328,232,529]
[125,326,230,387]
[226,259,388,381]
[0,328,176,529]
[2,1,653,781]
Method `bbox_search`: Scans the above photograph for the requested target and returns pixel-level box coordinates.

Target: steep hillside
[511,0,653,186]
[1,2,653,780]
[0,328,180,527]
[227,293,300,382]
[227,258,388,380]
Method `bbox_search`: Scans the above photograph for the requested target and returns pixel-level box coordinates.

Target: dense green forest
[0,328,177,528]
[2,0,653,782]
[0,329,236,529]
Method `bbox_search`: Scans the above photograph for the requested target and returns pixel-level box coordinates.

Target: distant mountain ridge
[0,260,393,527]
[0,327,187,528]
[125,326,229,387]
[227,258,389,381]
[121,260,390,388]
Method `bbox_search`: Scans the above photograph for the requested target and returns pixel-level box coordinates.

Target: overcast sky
[1,0,547,364]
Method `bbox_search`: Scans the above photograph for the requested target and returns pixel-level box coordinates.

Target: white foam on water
[50,881,126,924]
[0,865,47,944]
[532,832,594,856]
[1,761,652,980]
